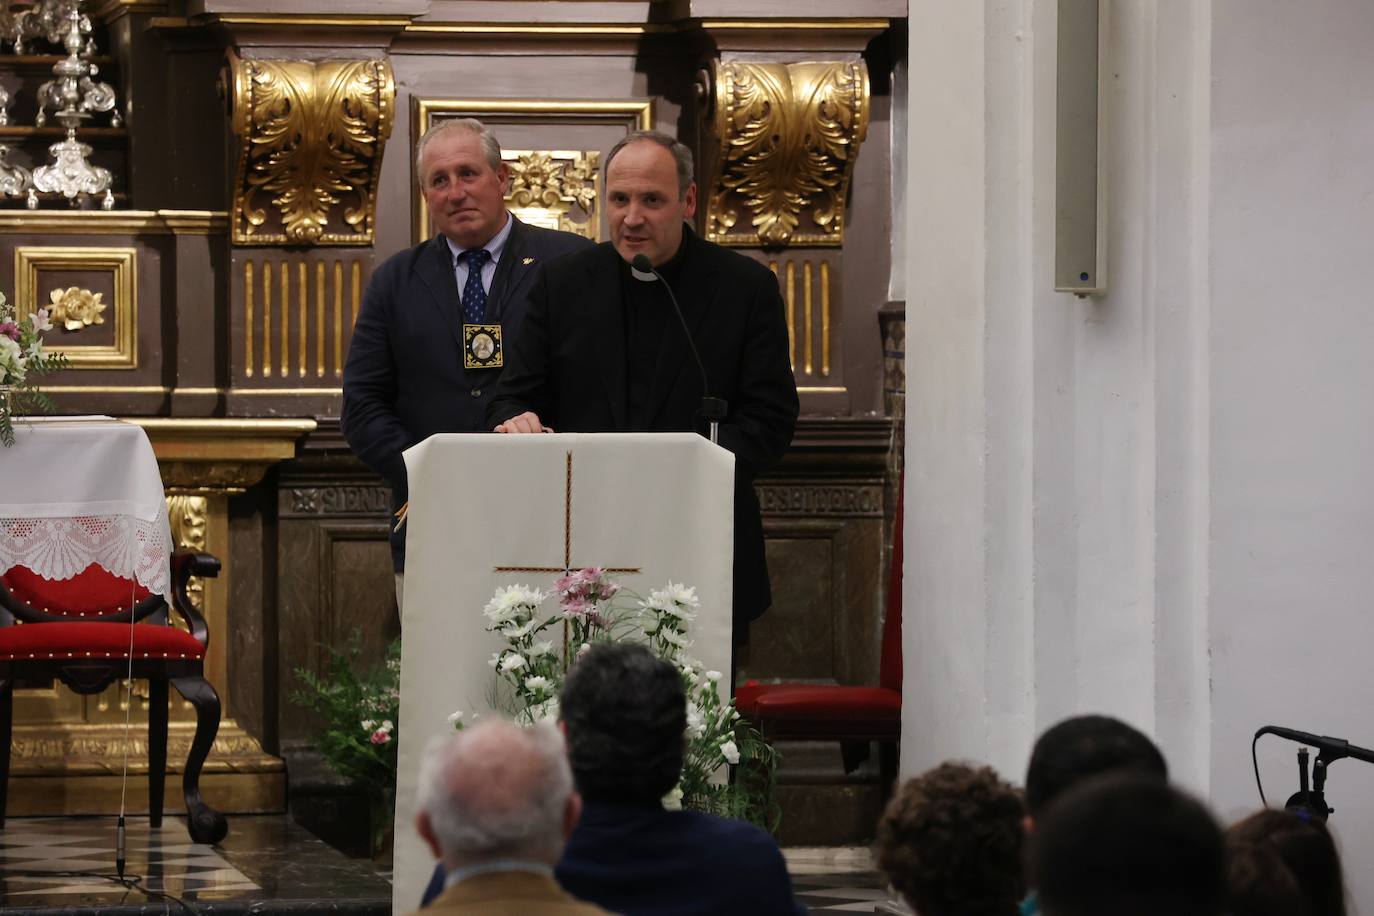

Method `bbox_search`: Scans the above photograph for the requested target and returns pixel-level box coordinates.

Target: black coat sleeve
[714,265,799,479]
[340,265,413,489]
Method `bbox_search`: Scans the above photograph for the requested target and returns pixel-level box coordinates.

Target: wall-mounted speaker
[1055,0,1107,296]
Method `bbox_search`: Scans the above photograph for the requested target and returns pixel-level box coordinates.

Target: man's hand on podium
[493,412,555,434]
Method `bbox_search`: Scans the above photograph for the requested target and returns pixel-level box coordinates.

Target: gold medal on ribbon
[464,323,503,369]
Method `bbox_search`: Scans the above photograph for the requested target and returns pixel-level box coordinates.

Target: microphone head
[630,253,657,281]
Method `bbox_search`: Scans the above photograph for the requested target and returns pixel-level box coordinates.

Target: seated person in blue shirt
[421,643,805,915]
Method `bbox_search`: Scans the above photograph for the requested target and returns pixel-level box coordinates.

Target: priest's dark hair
[1024,713,1168,818]
[559,642,687,804]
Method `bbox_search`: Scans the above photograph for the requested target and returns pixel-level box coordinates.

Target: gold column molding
[229,56,395,246]
[130,418,317,490]
[705,60,870,248]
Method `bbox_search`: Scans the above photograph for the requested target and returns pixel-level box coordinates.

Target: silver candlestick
[29,6,114,209]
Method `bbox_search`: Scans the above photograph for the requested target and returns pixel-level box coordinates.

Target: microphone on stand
[1255,725,1374,766]
[1254,725,1374,822]
[630,253,728,444]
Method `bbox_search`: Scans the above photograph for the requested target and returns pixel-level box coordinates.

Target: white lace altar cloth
[0,417,173,596]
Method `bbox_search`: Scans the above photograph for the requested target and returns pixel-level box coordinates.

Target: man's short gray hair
[605,130,695,199]
[414,117,504,185]
[416,720,572,864]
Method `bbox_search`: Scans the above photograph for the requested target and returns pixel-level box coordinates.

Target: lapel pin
[522,257,535,265]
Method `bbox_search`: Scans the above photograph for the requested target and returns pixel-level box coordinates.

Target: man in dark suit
[487,131,799,629]
[342,118,593,598]
[420,643,805,915]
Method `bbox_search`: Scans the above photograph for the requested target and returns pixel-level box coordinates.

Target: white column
[902,0,1212,790]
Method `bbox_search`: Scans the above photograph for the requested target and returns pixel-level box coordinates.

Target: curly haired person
[874,762,1026,916]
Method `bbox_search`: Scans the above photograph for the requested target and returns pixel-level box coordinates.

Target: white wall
[905,0,1374,910]
[1209,1,1374,909]
[904,0,1210,783]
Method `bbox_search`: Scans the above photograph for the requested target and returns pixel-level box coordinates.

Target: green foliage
[291,635,401,799]
[0,292,67,448]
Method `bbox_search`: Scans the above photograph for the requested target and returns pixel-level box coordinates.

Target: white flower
[483,584,546,623]
[529,697,560,722]
[487,652,502,668]
[527,639,555,658]
[523,675,550,692]
[576,642,591,659]
[662,582,700,608]
[381,719,394,731]
[361,719,376,731]
[500,653,527,673]
[659,629,690,648]
[28,309,52,333]
[705,670,723,682]
[501,619,538,639]
[0,336,26,384]
[446,710,464,725]
[661,785,684,810]
[719,740,740,765]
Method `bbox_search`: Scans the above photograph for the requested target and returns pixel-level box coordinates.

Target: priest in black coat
[342,119,593,577]
[487,131,799,628]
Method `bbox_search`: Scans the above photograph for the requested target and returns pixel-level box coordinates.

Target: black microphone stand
[1283,746,1333,821]
[630,254,728,443]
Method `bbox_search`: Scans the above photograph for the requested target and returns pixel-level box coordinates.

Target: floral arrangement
[0,293,65,447]
[484,568,777,826]
[292,636,402,854]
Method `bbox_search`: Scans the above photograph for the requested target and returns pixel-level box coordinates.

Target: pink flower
[562,596,592,617]
[369,728,391,745]
[599,580,622,601]
[0,322,18,341]
[553,573,578,593]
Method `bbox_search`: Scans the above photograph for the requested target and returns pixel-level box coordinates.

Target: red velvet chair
[0,553,228,844]
[737,480,904,795]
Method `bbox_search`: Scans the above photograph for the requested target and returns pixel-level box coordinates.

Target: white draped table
[0,416,173,595]
[392,432,736,912]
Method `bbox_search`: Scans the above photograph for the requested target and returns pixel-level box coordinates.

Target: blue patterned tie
[458,248,491,324]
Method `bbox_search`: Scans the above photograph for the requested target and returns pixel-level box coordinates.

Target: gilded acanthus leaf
[231,58,395,246]
[708,61,870,248]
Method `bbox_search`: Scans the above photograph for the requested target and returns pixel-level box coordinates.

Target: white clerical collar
[443,859,553,890]
[444,211,514,265]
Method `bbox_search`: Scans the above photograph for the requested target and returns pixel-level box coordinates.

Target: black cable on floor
[8,870,201,916]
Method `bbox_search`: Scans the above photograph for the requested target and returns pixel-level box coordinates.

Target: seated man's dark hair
[559,642,686,803]
[1031,773,1226,916]
[1226,809,1347,916]
[1024,713,1168,818]
[874,761,1026,916]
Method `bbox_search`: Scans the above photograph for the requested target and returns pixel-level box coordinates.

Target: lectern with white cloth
[392,433,734,912]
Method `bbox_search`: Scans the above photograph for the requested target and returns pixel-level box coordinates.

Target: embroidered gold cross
[495,451,641,578]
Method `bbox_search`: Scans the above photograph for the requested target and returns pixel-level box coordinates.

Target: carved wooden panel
[276,476,395,744]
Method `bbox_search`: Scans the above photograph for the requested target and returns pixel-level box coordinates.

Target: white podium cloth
[392,433,734,912]
[0,416,173,595]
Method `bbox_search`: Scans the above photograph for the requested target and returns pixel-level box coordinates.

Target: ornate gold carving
[240,256,363,381]
[14,246,136,368]
[167,494,208,612]
[47,286,106,331]
[505,150,599,240]
[230,57,395,246]
[706,60,870,248]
